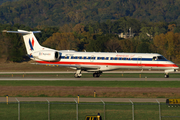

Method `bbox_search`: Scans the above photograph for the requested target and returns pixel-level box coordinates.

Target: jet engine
[31,50,61,61]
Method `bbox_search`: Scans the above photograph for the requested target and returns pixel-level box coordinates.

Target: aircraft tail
[4,29,43,55]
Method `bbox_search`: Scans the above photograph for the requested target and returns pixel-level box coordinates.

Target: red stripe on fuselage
[36,61,178,68]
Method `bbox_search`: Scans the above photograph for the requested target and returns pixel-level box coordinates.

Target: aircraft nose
[174,64,179,70]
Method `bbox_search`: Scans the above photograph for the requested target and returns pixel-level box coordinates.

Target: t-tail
[3,29,60,61]
[4,29,46,54]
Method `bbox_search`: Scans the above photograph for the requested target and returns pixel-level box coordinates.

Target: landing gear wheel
[74,73,81,78]
[74,69,82,78]
[165,74,169,78]
[93,73,100,78]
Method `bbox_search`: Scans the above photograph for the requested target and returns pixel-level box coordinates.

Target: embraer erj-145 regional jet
[4,30,179,78]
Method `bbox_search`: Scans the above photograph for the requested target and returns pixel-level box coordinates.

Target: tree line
[0,17,180,63]
[1,0,180,27]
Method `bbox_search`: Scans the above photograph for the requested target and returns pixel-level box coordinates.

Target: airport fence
[0,101,180,120]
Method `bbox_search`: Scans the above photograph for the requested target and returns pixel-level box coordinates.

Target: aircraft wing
[32,63,100,70]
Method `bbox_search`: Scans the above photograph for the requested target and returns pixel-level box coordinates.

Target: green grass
[0,73,180,78]
[1,81,180,88]
[0,102,180,120]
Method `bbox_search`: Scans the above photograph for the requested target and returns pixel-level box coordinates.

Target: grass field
[1,80,180,98]
[0,80,180,88]
[0,102,180,120]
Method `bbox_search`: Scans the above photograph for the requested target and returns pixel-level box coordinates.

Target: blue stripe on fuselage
[60,56,168,61]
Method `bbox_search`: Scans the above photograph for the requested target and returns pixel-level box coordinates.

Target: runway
[0,97,166,103]
[0,71,180,74]
[0,70,179,81]
[0,77,179,81]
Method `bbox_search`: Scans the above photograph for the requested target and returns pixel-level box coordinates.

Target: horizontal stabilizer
[3,29,43,54]
[2,29,41,34]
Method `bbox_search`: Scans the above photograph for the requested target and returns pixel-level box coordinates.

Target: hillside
[0,0,19,5]
[0,0,180,27]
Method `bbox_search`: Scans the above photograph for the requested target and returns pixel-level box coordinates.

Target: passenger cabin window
[65,56,69,59]
[77,56,82,59]
[97,57,109,60]
[98,57,103,60]
[91,57,95,59]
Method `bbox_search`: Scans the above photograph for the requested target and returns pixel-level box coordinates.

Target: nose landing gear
[165,74,169,78]
[164,69,177,78]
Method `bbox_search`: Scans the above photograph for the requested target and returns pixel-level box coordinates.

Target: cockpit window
[152,57,156,61]
[158,56,166,60]
[152,56,167,61]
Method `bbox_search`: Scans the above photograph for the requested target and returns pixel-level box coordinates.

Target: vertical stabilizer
[4,29,43,55]
[18,30,42,54]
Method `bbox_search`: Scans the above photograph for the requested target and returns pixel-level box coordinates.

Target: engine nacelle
[31,50,61,61]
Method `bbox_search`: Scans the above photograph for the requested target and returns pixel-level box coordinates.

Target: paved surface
[0,71,179,81]
[0,77,179,81]
[0,97,166,103]
[0,71,179,74]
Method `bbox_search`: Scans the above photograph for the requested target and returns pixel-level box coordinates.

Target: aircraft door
[90,55,95,62]
[137,56,142,68]
[58,52,62,61]
[152,56,158,68]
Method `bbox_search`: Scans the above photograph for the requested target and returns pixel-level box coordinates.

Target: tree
[7,33,25,62]
[72,24,85,34]
[42,32,79,50]
[168,24,176,32]
[119,39,134,52]
[153,31,180,61]
[86,35,109,52]
[136,42,151,53]
[105,38,121,52]
[59,24,73,33]
[153,33,167,55]
[106,19,112,34]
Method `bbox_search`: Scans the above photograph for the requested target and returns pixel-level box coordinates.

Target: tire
[74,74,81,78]
[93,73,100,77]
[165,74,169,78]
[93,73,97,77]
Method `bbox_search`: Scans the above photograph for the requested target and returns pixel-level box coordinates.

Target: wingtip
[2,30,7,32]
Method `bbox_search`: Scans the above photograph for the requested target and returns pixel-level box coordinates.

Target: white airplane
[4,29,179,78]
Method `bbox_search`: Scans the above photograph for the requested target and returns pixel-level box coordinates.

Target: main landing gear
[74,69,82,78]
[93,71,102,78]
[74,70,103,78]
